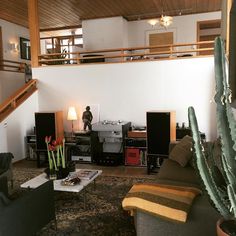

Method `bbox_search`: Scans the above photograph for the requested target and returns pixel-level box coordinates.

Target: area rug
[11,166,157,236]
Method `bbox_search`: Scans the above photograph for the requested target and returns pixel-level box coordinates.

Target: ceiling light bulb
[160,15,173,28]
[148,19,159,27]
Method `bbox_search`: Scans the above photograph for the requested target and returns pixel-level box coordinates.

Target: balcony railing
[38,41,214,66]
[0,60,26,73]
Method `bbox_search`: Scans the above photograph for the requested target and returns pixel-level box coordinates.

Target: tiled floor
[13,159,156,177]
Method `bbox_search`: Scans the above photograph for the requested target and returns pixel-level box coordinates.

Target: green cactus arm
[221,152,236,218]
[226,104,236,153]
[221,153,236,189]
[214,37,236,201]
[214,37,236,168]
[228,185,236,216]
[188,106,231,217]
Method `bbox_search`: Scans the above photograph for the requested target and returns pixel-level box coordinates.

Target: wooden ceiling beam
[0,0,222,29]
[40,25,82,32]
[28,0,40,67]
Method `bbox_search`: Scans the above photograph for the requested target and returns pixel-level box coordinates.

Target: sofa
[0,152,14,187]
[132,138,221,236]
[0,176,56,236]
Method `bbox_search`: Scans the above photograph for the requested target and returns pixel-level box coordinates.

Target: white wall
[0,92,38,162]
[0,19,29,62]
[0,19,29,103]
[0,71,25,103]
[81,12,220,54]
[82,16,129,50]
[128,11,221,47]
[33,57,216,141]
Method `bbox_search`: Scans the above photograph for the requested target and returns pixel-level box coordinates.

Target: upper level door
[149,32,174,53]
[197,19,221,55]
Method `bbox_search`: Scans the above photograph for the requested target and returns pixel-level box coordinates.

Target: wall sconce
[147,19,159,27]
[67,106,77,135]
[8,43,18,52]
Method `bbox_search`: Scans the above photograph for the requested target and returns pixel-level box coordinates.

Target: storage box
[125,148,140,165]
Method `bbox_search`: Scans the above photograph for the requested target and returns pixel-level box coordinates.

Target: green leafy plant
[188,37,236,226]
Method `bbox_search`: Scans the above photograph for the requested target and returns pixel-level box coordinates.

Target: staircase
[0,79,37,122]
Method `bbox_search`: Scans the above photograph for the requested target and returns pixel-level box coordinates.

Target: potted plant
[188,37,236,235]
[45,136,70,179]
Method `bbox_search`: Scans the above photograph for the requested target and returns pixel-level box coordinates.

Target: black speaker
[35,111,64,151]
[146,111,176,157]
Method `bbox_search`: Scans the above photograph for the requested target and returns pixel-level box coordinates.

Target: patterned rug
[11,166,157,236]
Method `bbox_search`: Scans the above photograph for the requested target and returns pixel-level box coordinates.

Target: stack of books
[76,170,98,180]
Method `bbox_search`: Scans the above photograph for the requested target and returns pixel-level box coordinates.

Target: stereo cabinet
[124,132,147,166]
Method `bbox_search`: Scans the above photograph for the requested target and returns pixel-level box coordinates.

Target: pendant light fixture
[147,0,173,28]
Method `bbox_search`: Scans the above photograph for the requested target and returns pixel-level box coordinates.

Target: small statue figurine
[82,106,93,131]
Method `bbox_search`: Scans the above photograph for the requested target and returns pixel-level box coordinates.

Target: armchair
[0,176,56,236]
[0,152,14,187]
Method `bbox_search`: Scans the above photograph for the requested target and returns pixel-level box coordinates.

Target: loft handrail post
[77,52,80,64]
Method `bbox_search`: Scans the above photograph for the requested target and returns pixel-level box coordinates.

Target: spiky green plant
[188,37,236,220]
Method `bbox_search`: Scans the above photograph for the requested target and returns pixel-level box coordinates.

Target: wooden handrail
[2,60,25,64]
[39,47,214,64]
[0,79,37,122]
[38,40,215,66]
[39,40,214,57]
[0,60,26,73]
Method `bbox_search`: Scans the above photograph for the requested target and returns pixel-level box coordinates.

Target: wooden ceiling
[0,0,222,30]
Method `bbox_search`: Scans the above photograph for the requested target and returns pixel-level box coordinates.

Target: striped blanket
[122,183,202,223]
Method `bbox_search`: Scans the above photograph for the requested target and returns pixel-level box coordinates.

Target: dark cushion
[0,153,13,171]
[0,176,8,196]
[169,135,193,167]
[158,159,200,186]
[0,192,11,207]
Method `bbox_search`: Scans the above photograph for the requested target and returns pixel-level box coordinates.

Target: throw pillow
[169,135,193,167]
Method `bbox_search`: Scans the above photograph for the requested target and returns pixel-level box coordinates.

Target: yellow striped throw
[122,183,202,223]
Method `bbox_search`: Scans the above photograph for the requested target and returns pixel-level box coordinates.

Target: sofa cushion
[158,159,200,186]
[169,135,193,167]
[0,192,10,207]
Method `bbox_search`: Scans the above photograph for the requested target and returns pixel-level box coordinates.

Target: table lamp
[67,106,77,135]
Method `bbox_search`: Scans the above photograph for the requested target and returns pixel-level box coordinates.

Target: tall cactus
[188,37,236,219]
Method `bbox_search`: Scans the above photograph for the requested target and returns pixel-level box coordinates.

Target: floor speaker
[146,111,176,157]
[35,111,64,151]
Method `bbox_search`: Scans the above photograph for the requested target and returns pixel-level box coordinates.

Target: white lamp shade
[67,107,77,120]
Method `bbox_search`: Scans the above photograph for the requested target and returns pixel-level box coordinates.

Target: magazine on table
[76,170,99,180]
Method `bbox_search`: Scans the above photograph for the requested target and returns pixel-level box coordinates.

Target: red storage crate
[125,148,140,165]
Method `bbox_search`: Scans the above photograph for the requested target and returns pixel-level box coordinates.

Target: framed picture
[20,37,31,60]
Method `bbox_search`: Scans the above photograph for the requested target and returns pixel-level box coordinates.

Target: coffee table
[21,169,102,193]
